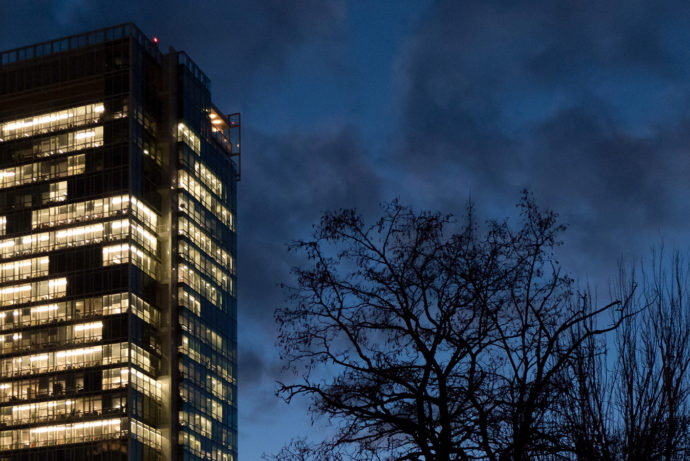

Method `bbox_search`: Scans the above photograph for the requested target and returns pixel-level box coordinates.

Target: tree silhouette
[270,195,626,460]
[561,252,690,460]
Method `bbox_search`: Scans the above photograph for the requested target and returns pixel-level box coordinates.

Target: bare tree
[261,438,345,461]
[270,195,624,461]
[561,252,690,461]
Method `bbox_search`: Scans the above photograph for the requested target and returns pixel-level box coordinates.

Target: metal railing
[0,23,161,68]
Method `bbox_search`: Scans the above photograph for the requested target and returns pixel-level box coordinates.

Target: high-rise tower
[0,24,239,461]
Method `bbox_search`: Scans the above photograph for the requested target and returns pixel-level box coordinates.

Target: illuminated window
[178,287,201,316]
[179,382,225,422]
[33,195,129,229]
[130,197,158,231]
[178,241,230,291]
[178,194,232,239]
[0,341,128,377]
[179,410,212,439]
[29,126,104,159]
[0,375,80,402]
[102,244,129,265]
[130,343,156,374]
[131,418,162,449]
[130,294,160,326]
[179,311,229,366]
[0,257,48,282]
[117,367,162,401]
[102,368,128,391]
[72,321,103,342]
[45,181,67,204]
[208,375,229,401]
[181,356,235,391]
[178,264,221,307]
[0,293,128,331]
[131,222,158,255]
[0,395,116,426]
[103,243,158,278]
[180,151,224,198]
[0,418,122,450]
[211,398,223,421]
[179,217,233,274]
[177,122,200,154]
[0,320,102,355]
[0,231,51,258]
[180,430,203,457]
[0,219,132,261]
[0,278,66,307]
[55,220,127,248]
[0,103,104,143]
[179,334,201,363]
[178,170,233,229]
[0,154,85,189]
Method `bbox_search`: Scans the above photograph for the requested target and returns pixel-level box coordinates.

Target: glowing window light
[0,284,31,295]
[31,304,58,313]
[2,114,70,132]
[75,131,96,140]
[12,404,34,412]
[56,223,104,238]
[30,418,120,433]
[1,103,103,137]
[11,401,58,414]
[134,224,156,245]
[29,354,48,361]
[110,220,129,230]
[132,197,157,220]
[0,258,40,273]
[103,244,129,254]
[56,346,101,358]
[31,425,66,433]
[0,384,10,389]
[73,321,103,331]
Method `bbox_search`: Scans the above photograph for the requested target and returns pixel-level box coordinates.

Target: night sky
[3,1,690,458]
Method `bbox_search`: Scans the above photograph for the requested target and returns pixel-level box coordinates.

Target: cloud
[0,0,346,105]
[238,125,382,325]
[236,123,382,448]
[393,0,690,278]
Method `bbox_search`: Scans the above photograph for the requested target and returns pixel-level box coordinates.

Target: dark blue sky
[3,1,690,458]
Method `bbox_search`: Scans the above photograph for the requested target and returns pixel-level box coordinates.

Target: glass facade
[0,23,239,461]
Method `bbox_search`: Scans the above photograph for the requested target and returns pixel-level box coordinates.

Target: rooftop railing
[0,23,162,68]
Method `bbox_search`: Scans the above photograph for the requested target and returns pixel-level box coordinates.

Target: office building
[0,23,239,461]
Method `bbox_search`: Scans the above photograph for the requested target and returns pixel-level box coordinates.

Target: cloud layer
[392,0,690,278]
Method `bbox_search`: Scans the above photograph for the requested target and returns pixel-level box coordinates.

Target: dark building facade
[0,24,239,461]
